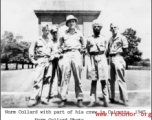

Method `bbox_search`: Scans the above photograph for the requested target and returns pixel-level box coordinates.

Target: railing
[1,63,36,70]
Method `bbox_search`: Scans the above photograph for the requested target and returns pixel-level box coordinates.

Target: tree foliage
[1,31,31,70]
[122,28,142,68]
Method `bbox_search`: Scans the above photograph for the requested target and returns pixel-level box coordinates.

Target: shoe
[103,102,109,107]
[59,100,66,108]
[88,102,96,107]
[41,99,49,105]
[28,99,37,107]
[25,96,30,101]
[123,101,129,107]
[77,100,84,108]
[109,98,115,103]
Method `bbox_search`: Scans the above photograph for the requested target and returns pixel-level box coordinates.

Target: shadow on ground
[2,92,151,108]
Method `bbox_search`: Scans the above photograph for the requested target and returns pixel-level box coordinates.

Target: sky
[1,0,151,59]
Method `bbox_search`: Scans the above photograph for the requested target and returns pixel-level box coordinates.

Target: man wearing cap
[106,23,129,106]
[28,25,53,106]
[58,15,85,107]
[49,25,62,98]
[86,19,109,107]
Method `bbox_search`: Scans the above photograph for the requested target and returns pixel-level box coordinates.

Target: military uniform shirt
[59,29,85,51]
[87,35,107,53]
[50,40,60,55]
[108,34,128,55]
[29,36,52,58]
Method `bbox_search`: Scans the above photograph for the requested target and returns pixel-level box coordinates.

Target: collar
[111,34,120,41]
[40,36,49,45]
[51,39,58,43]
[66,28,78,34]
[92,34,101,38]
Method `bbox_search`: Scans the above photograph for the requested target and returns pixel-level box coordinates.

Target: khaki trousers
[49,59,62,97]
[88,54,109,103]
[108,55,128,102]
[30,57,52,101]
[59,50,84,100]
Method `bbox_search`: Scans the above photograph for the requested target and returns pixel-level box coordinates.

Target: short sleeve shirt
[59,29,85,50]
[50,40,60,54]
[87,35,107,53]
[29,36,52,57]
[108,34,128,54]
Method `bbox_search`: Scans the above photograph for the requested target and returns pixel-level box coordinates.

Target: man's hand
[122,48,128,57]
[49,55,55,61]
[123,48,128,54]
[49,53,63,61]
[31,58,38,65]
[54,54,60,58]
[79,48,86,54]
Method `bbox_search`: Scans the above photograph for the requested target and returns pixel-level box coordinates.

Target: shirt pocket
[36,44,44,53]
[114,40,123,49]
[98,42,105,50]
[36,42,44,48]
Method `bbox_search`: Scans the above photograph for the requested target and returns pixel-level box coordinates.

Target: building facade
[34,0,101,37]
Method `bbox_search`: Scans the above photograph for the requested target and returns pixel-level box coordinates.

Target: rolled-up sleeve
[122,36,128,48]
[104,39,110,57]
[29,41,37,59]
[58,35,64,53]
[80,36,85,50]
[86,38,91,53]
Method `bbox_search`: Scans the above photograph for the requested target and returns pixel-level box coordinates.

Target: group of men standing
[28,15,129,108]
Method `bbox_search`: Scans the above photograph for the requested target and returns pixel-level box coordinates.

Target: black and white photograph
[1,0,151,118]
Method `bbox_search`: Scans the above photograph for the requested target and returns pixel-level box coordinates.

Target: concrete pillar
[74,15,83,34]
[38,18,41,36]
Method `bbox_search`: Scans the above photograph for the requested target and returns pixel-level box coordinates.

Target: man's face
[67,19,76,29]
[42,28,49,36]
[110,24,118,34]
[52,31,57,40]
[93,25,101,35]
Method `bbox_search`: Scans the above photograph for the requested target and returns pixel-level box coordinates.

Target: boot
[28,99,37,107]
[59,100,66,108]
[103,101,109,107]
[77,100,84,108]
[88,101,96,107]
[123,100,129,107]
[41,98,49,105]
[109,98,115,103]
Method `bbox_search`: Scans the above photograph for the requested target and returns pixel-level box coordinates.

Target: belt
[109,53,123,57]
[36,55,50,58]
[89,51,104,55]
[63,49,80,53]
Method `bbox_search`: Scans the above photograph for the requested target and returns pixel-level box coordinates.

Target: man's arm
[79,32,87,53]
[58,36,64,53]
[29,41,38,64]
[29,41,36,58]
[122,35,129,56]
[104,39,110,57]
[122,48,128,55]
